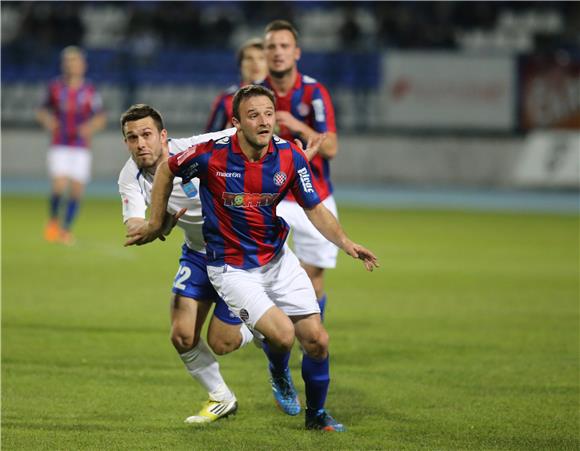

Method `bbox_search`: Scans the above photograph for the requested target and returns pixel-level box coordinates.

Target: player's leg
[59,149,91,244]
[45,147,69,241]
[292,314,343,431]
[173,245,237,423]
[272,245,344,431]
[207,262,299,415]
[207,298,254,355]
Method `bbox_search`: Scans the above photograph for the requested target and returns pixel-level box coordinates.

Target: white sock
[179,340,234,402]
[238,324,255,348]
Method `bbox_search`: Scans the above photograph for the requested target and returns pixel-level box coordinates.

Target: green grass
[2,196,578,450]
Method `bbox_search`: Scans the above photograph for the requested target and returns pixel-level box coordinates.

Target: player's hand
[295,133,326,162]
[124,221,164,246]
[78,123,93,140]
[342,240,379,272]
[161,208,187,237]
[276,111,304,134]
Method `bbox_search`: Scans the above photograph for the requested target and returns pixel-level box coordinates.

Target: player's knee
[170,330,199,354]
[207,334,240,356]
[268,325,295,352]
[302,327,329,359]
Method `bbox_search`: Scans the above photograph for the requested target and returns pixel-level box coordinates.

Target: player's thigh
[268,245,320,318]
[254,305,295,351]
[207,299,243,355]
[293,312,328,356]
[170,294,212,340]
[207,264,275,331]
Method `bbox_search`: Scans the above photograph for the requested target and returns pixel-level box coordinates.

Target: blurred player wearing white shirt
[119,104,247,423]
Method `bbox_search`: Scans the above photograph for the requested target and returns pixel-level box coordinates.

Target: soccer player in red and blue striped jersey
[126,85,378,431]
[205,38,267,132]
[261,20,339,322]
[37,46,106,245]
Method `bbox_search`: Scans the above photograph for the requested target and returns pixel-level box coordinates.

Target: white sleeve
[168,127,236,153]
[118,160,147,223]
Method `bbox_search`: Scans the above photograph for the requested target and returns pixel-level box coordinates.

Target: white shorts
[47,145,92,183]
[277,195,339,269]
[207,245,319,329]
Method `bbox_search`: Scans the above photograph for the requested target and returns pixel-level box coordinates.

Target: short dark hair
[120,104,164,136]
[236,37,264,68]
[232,85,275,121]
[264,20,299,44]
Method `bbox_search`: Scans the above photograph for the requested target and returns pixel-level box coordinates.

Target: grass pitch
[2,196,578,450]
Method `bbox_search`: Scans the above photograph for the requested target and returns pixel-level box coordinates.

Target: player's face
[123,117,167,170]
[235,95,275,150]
[240,47,267,84]
[61,52,86,78]
[264,30,300,77]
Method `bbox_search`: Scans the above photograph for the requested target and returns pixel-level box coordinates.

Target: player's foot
[44,220,60,242]
[184,398,238,424]
[270,367,300,416]
[59,230,76,246]
[305,408,346,432]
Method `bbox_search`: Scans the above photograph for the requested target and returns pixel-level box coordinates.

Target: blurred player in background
[126,86,378,431]
[37,46,106,245]
[261,20,339,317]
[205,38,267,132]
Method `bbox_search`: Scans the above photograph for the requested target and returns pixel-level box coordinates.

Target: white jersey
[118,127,237,253]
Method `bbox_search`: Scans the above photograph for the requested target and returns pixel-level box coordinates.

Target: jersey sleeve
[288,145,321,209]
[118,161,147,222]
[168,141,212,182]
[311,84,336,133]
[205,93,229,132]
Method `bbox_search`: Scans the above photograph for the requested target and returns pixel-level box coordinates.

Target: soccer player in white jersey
[119,104,248,423]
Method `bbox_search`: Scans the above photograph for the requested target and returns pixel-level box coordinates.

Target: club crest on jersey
[273,171,287,186]
[297,167,314,193]
[223,192,280,207]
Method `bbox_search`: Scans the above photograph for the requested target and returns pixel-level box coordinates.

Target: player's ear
[295,46,301,62]
[231,116,241,129]
[160,128,168,143]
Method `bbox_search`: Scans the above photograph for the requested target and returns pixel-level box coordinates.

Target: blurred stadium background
[2,0,579,201]
[2,2,579,450]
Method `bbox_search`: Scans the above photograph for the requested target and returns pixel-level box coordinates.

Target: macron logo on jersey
[216,171,241,178]
[297,167,314,193]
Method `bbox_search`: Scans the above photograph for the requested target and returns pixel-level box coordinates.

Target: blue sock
[262,342,290,375]
[49,193,62,219]
[302,353,330,411]
[63,198,79,230]
[318,294,327,322]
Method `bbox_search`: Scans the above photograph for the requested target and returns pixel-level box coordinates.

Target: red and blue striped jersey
[205,84,239,132]
[167,133,321,269]
[260,73,336,201]
[42,77,103,148]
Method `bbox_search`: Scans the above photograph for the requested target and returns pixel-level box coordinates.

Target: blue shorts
[172,244,242,325]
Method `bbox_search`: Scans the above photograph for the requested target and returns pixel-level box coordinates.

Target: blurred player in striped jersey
[259,19,340,416]
[126,86,378,431]
[205,38,267,132]
[37,46,106,245]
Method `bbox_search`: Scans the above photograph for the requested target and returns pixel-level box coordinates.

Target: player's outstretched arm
[125,160,176,246]
[304,203,379,272]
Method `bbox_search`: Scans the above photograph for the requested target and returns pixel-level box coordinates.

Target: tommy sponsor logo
[177,145,198,165]
[297,167,314,193]
[223,192,280,207]
[273,171,287,186]
[216,171,242,178]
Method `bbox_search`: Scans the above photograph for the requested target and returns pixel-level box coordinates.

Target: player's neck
[237,133,267,162]
[269,67,297,96]
[64,74,84,88]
